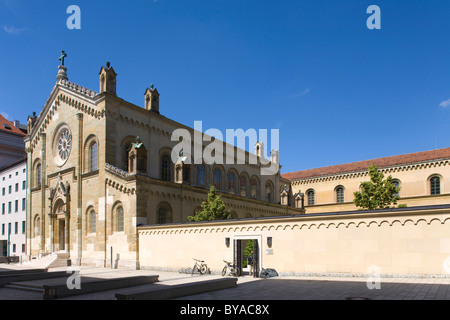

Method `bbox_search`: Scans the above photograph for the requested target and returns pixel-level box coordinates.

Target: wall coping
[138,204,450,231]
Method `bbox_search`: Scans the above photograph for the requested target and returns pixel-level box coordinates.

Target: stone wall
[138,204,450,276]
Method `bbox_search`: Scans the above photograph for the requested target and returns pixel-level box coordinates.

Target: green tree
[188,185,231,222]
[353,164,401,210]
[244,240,254,258]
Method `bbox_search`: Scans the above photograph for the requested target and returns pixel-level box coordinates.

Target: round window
[53,125,72,166]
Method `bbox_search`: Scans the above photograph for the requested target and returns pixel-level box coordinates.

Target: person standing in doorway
[248,251,254,276]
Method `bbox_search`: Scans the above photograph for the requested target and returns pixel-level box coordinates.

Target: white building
[0,158,27,257]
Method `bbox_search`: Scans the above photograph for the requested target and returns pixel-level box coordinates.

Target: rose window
[57,129,72,162]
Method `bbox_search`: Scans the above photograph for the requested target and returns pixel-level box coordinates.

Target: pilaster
[40,133,46,253]
[76,113,83,263]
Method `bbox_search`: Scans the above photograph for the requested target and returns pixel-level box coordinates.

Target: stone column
[40,133,46,254]
[65,194,71,254]
[76,113,83,264]
[48,204,54,252]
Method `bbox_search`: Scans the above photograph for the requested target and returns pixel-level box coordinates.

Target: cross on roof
[59,50,67,66]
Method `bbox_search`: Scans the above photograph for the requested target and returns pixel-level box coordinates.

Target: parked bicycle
[191,258,209,276]
[222,260,240,277]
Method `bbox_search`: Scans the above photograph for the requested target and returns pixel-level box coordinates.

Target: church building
[24,58,303,268]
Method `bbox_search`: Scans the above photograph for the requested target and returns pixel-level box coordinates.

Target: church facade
[24,62,303,268]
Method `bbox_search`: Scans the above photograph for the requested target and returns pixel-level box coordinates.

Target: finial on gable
[99,61,117,95]
[56,50,69,82]
[145,84,160,114]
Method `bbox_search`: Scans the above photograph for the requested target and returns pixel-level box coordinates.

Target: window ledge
[82,170,99,179]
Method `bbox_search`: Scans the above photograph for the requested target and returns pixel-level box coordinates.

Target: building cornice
[290,158,450,185]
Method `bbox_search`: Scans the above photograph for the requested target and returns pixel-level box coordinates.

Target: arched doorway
[53,198,67,251]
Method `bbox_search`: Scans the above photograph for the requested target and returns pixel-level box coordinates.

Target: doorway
[1,240,6,257]
[233,236,261,278]
[59,220,65,251]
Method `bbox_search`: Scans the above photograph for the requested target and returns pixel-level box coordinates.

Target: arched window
[307,189,315,206]
[89,141,98,172]
[392,180,400,197]
[336,186,344,203]
[34,216,40,237]
[430,176,441,195]
[250,177,259,199]
[88,209,96,234]
[116,206,124,232]
[124,143,132,172]
[266,182,273,203]
[161,154,171,181]
[157,207,166,224]
[240,175,249,197]
[36,163,41,188]
[228,172,236,191]
[156,202,173,224]
[197,165,206,188]
[213,168,221,190]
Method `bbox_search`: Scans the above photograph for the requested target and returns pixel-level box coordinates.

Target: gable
[26,79,102,153]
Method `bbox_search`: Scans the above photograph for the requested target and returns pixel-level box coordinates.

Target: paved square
[1,265,450,300]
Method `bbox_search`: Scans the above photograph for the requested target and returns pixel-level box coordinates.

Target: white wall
[0,160,27,256]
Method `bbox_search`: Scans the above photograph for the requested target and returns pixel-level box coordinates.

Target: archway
[52,198,67,251]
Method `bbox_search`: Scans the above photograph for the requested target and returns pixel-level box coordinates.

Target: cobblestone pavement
[1,265,450,300]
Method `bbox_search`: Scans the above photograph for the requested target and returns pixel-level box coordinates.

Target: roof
[0,114,26,136]
[281,147,450,181]
[0,156,27,172]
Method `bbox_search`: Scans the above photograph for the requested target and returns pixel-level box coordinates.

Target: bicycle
[222,260,240,277]
[191,258,209,276]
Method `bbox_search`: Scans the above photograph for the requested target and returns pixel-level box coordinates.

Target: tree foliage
[244,240,254,258]
[188,185,231,222]
[353,164,400,210]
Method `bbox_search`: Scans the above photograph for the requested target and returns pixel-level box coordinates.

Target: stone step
[43,275,160,300]
[55,252,70,259]
[4,283,44,293]
[48,259,70,268]
[0,269,47,276]
[0,271,68,287]
[115,277,238,300]
[8,281,43,289]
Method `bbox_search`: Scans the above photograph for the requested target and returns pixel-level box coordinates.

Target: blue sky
[0,0,449,174]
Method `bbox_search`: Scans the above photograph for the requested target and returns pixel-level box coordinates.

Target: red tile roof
[0,114,26,136]
[281,147,450,181]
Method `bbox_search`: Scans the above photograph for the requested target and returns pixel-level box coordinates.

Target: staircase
[22,251,71,269]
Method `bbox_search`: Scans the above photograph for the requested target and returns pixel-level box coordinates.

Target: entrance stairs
[21,251,70,269]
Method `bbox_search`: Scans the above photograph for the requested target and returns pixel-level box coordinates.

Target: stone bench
[115,277,238,300]
[0,270,67,287]
[43,275,159,300]
[0,268,47,276]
